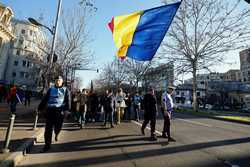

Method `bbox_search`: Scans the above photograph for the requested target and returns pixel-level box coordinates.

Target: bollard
[33,109,39,130]
[1,114,16,153]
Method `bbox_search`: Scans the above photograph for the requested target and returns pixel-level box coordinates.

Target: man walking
[103,89,115,128]
[38,76,70,152]
[132,91,141,121]
[161,86,176,143]
[7,85,21,114]
[141,88,158,141]
[24,89,31,107]
[79,88,88,128]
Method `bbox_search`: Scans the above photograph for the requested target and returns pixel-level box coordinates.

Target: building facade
[239,48,250,83]
[224,69,241,82]
[0,3,14,83]
[4,19,45,89]
[143,63,174,91]
[207,81,250,109]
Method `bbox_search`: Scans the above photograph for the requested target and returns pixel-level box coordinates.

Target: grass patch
[216,116,250,122]
[175,108,250,123]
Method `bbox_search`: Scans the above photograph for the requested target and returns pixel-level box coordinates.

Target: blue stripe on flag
[127,2,181,61]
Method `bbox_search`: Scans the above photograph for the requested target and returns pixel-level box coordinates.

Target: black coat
[143,93,157,114]
[103,95,115,113]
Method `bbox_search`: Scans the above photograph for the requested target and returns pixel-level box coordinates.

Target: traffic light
[245,0,250,4]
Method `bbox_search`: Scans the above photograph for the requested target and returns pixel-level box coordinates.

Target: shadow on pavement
[0,138,35,152]
[23,136,250,167]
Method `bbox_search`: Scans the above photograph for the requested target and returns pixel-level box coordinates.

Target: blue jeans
[104,111,113,125]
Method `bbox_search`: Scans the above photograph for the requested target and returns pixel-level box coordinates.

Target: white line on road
[176,118,213,128]
[132,120,163,136]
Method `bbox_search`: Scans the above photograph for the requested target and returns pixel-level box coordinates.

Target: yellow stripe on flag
[113,11,142,58]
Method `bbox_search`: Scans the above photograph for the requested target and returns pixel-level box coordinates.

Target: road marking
[132,120,162,136]
[224,160,239,167]
[176,118,213,128]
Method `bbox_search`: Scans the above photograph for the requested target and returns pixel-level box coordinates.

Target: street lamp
[28,0,62,90]
[28,18,54,35]
[245,0,250,4]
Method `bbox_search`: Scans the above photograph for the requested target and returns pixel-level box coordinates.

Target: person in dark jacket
[141,88,158,141]
[103,89,115,128]
[38,76,71,152]
[24,89,32,107]
[88,91,99,122]
[124,92,132,121]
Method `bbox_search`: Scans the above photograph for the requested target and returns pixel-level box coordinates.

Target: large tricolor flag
[108,1,181,61]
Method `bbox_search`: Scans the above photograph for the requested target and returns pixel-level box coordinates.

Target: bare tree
[123,59,154,91]
[33,2,95,92]
[59,5,94,71]
[100,57,128,90]
[161,0,250,111]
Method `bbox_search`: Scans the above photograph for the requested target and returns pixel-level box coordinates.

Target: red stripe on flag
[108,17,114,33]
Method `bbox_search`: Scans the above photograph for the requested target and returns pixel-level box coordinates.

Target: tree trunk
[192,62,198,112]
[136,79,139,92]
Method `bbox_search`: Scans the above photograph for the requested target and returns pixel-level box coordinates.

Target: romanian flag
[108,2,181,61]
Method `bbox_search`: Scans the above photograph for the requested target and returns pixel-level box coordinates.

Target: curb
[208,116,250,125]
[0,128,44,167]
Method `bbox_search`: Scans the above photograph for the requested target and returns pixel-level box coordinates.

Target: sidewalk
[0,99,42,166]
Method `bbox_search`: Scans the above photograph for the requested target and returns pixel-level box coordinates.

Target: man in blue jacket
[38,76,71,152]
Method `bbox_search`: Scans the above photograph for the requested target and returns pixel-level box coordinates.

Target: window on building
[29,30,33,36]
[197,92,200,96]
[27,61,30,67]
[16,50,20,56]
[23,60,26,67]
[19,39,24,45]
[25,73,29,79]
[21,29,26,34]
[20,72,25,78]
[12,72,16,77]
[200,81,204,84]
[176,91,179,95]
[14,61,18,66]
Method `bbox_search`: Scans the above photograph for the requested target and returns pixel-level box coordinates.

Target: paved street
[17,113,250,167]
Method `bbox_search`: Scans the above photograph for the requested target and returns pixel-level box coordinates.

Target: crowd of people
[0,84,33,113]
[38,76,176,152]
[70,87,144,127]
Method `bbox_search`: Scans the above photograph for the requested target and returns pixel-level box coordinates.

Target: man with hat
[161,85,176,143]
[38,75,71,152]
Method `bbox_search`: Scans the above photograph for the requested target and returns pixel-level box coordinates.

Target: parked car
[239,108,250,113]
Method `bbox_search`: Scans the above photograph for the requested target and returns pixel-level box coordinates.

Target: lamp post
[245,0,250,4]
[28,0,62,90]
